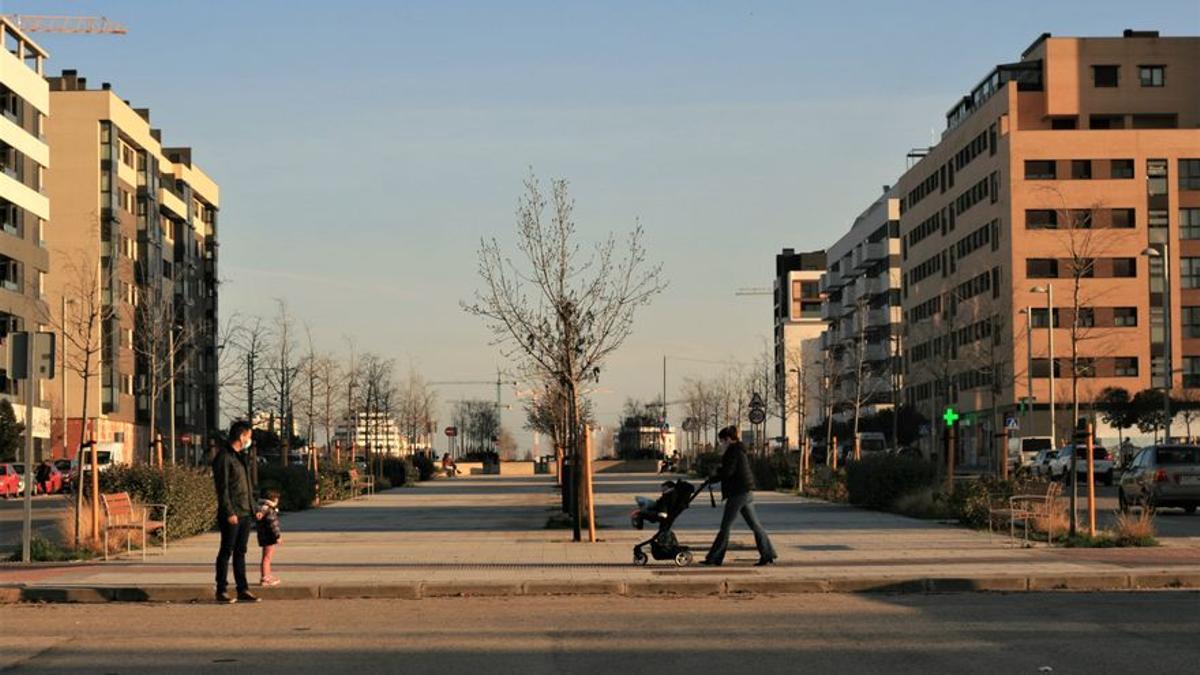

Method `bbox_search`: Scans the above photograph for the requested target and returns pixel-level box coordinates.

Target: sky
[7,0,1200,447]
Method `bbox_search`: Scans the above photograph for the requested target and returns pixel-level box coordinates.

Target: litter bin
[560,458,575,515]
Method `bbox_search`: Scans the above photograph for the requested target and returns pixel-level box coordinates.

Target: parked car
[1118,445,1200,514]
[1009,436,1054,470]
[1030,447,1061,478]
[0,463,20,498]
[1048,444,1115,485]
[54,459,73,492]
[22,462,64,495]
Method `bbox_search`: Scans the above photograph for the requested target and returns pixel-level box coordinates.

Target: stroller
[630,478,715,567]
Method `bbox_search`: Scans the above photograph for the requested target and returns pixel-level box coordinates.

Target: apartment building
[895,30,1199,464]
[820,190,904,431]
[334,411,409,458]
[772,248,826,449]
[0,20,51,457]
[44,70,220,463]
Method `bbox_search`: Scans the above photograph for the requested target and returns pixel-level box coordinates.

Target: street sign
[681,417,698,432]
[942,407,960,428]
[749,392,765,409]
[180,433,193,444]
[444,426,458,437]
[749,408,766,425]
[1005,415,1019,431]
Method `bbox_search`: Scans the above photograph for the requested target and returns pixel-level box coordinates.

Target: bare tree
[42,250,114,546]
[266,300,299,467]
[316,356,343,461]
[465,173,665,541]
[397,366,437,453]
[359,353,396,474]
[133,280,196,466]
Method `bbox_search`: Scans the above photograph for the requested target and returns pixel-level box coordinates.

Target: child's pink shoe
[260,577,281,587]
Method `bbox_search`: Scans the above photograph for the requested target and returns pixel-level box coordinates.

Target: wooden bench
[989,482,1062,546]
[100,492,168,561]
[347,469,375,498]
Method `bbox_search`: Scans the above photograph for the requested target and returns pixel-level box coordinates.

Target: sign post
[943,407,959,492]
[11,332,56,564]
[1086,421,1096,537]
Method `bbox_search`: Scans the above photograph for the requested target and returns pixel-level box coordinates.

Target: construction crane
[2,14,127,35]
[735,287,772,297]
[429,372,519,416]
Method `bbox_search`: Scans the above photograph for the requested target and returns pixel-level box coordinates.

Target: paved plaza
[3,473,1199,599]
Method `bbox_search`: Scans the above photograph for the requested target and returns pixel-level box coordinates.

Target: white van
[1008,436,1053,470]
[71,442,128,474]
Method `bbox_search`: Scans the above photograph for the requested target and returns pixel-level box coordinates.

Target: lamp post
[1018,307,1033,430]
[1142,245,1173,442]
[1031,285,1055,445]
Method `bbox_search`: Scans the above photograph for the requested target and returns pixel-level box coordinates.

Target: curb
[3,572,1199,604]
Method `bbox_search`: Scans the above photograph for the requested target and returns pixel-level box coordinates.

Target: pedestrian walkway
[3,473,1198,600]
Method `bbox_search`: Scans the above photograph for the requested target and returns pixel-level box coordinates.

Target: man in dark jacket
[703,426,777,566]
[212,420,259,603]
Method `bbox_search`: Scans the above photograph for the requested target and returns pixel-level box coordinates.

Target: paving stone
[1027,574,1130,591]
[1127,571,1200,589]
[925,576,1029,592]
[523,580,624,596]
[725,578,829,594]
[320,583,421,600]
[827,577,926,593]
[624,580,725,596]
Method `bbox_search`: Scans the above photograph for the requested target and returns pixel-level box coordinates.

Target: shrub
[381,457,416,488]
[412,453,435,481]
[690,452,723,481]
[5,534,92,562]
[257,464,316,511]
[844,453,938,510]
[802,466,848,503]
[750,452,798,491]
[317,468,353,503]
[1111,509,1157,546]
[892,487,952,520]
[99,465,217,540]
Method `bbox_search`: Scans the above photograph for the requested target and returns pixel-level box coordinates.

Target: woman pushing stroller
[701,426,777,567]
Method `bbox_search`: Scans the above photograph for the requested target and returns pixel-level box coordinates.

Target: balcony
[821,300,841,321]
[864,240,889,263]
[865,343,891,362]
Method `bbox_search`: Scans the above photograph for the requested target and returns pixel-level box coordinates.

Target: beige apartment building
[820,189,903,434]
[0,20,51,457]
[44,70,220,463]
[894,30,1200,465]
[773,249,825,449]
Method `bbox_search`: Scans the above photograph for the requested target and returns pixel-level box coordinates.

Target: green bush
[317,467,353,503]
[844,453,938,510]
[690,452,723,480]
[99,465,217,540]
[257,464,316,511]
[749,452,799,491]
[802,466,848,503]
[412,453,435,481]
[5,534,93,562]
[945,475,1047,529]
[380,457,416,488]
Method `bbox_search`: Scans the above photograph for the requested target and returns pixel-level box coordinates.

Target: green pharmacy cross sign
[943,407,960,428]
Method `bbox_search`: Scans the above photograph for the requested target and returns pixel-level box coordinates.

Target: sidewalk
[3,473,1199,602]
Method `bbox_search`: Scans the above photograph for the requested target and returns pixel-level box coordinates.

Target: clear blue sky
[11,1,1200,441]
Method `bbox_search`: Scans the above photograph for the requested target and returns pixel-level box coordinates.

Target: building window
[1032,358,1063,378]
[1180,159,1200,191]
[1111,258,1136,278]
[1133,114,1177,129]
[1147,159,1168,196]
[1025,160,1056,180]
[1111,208,1135,229]
[1138,65,1165,87]
[1090,115,1124,130]
[1185,358,1200,389]
[1026,210,1057,229]
[1050,117,1077,130]
[1026,258,1058,278]
[1114,357,1138,377]
[1183,258,1200,289]
[1180,209,1200,240]
[1184,307,1200,338]
[1114,307,1137,327]
[1070,160,1092,180]
[1076,308,1095,328]
[1111,159,1134,179]
[1029,308,1060,329]
[1092,65,1119,87]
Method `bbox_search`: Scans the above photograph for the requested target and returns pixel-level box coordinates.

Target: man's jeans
[215,516,253,593]
[705,492,777,564]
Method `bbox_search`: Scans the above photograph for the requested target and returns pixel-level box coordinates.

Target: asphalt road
[1067,484,1200,541]
[0,493,69,554]
[1,594,1198,674]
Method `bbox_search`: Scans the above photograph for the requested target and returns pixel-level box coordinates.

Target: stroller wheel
[674,550,694,567]
[630,513,644,530]
[633,549,648,566]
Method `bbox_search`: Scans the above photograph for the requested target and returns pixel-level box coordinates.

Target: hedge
[844,453,938,510]
[99,465,217,540]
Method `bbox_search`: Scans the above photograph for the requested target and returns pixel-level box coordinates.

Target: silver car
[1118,445,1200,514]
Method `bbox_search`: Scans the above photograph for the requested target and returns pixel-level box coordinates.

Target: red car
[0,463,21,498]
[31,462,65,495]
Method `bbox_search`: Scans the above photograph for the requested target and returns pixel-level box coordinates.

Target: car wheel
[1118,489,1129,513]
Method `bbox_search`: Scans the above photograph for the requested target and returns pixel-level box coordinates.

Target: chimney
[882,184,891,193]
[150,129,162,142]
[134,108,150,122]
[101,82,111,90]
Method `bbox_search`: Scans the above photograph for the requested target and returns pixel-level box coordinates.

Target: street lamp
[1142,245,1173,442]
[1018,307,1034,429]
[1030,285,1055,445]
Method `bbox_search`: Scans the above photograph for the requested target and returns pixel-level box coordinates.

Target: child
[254,487,283,586]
